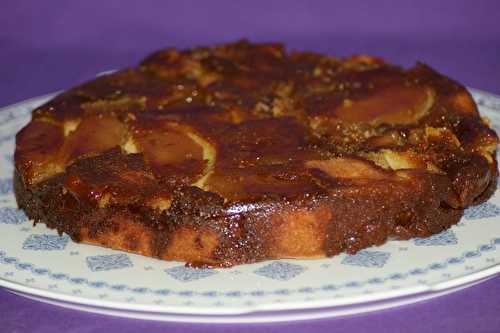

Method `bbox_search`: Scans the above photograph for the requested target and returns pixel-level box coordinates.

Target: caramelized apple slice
[206,163,322,202]
[306,158,391,180]
[334,86,435,125]
[131,119,208,185]
[59,114,127,165]
[15,120,64,185]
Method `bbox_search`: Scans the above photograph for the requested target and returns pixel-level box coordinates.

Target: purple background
[1,1,500,332]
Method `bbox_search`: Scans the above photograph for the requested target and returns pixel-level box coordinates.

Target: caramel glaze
[15,40,498,267]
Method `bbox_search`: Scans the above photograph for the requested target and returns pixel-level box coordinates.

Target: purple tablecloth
[1,1,499,332]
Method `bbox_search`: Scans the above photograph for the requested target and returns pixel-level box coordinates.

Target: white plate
[0,89,499,323]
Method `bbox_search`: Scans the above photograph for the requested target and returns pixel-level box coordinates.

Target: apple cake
[14,40,498,267]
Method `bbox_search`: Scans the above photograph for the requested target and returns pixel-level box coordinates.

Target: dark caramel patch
[214,118,320,168]
[64,148,157,207]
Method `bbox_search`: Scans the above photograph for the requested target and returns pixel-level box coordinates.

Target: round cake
[14,40,498,267]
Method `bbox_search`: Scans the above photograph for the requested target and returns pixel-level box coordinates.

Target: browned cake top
[14,40,498,266]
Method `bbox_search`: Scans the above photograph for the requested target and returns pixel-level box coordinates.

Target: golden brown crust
[15,40,498,267]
